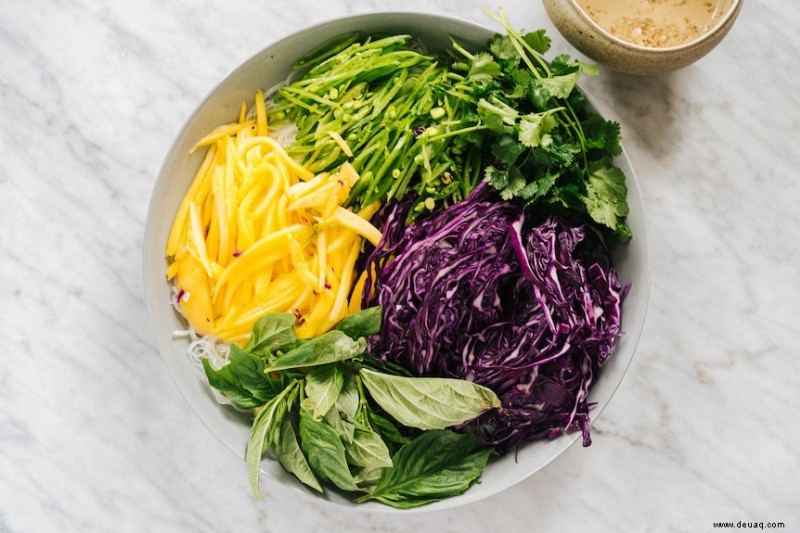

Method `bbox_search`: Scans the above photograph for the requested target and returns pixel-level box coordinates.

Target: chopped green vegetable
[268,34,483,220]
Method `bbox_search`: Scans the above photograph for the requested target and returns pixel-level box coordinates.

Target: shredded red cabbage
[362,183,628,451]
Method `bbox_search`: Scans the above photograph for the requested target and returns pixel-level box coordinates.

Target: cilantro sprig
[452,9,631,243]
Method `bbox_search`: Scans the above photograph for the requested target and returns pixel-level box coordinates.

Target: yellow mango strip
[190,120,255,153]
[296,272,338,338]
[238,136,314,181]
[235,174,261,250]
[166,260,180,281]
[220,271,305,333]
[287,180,342,211]
[332,206,382,246]
[210,165,230,265]
[288,237,321,291]
[188,202,216,278]
[358,201,381,221]
[348,270,368,315]
[287,172,327,199]
[166,144,217,256]
[255,89,268,137]
[215,225,311,304]
[252,166,281,217]
[329,238,362,324]
[253,263,273,301]
[316,230,327,294]
[338,161,361,188]
[173,255,215,335]
[165,91,383,344]
[203,191,220,262]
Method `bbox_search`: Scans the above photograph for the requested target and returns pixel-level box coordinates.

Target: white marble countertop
[2,1,798,531]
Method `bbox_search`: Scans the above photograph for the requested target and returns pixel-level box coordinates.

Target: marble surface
[1,1,798,531]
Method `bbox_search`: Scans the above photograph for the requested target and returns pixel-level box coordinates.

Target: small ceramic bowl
[543,0,742,75]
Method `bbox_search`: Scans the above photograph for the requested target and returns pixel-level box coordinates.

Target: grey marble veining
[2,1,799,532]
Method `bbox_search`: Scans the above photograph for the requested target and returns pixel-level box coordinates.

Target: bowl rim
[143,9,651,513]
[567,0,743,53]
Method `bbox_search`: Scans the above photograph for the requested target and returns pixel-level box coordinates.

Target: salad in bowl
[144,9,649,511]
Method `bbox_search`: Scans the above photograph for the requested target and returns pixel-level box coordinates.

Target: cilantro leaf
[584,158,629,232]
[491,134,526,165]
[519,170,557,203]
[500,171,527,200]
[523,29,551,54]
[582,116,622,156]
[550,54,599,77]
[477,96,519,130]
[483,165,510,190]
[538,71,581,99]
[466,51,502,86]
[518,112,557,148]
[489,34,520,61]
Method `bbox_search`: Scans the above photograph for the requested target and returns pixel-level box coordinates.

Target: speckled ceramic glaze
[543,0,742,75]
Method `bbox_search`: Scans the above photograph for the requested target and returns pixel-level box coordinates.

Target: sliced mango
[164,91,383,344]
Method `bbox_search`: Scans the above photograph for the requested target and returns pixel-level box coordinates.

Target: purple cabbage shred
[362,183,629,452]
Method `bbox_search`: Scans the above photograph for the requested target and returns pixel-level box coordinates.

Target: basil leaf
[246,382,297,498]
[323,404,356,445]
[266,331,366,372]
[359,368,501,430]
[298,407,360,492]
[355,430,492,508]
[319,373,359,444]
[352,464,385,492]
[344,426,393,470]
[304,363,344,420]
[228,345,283,402]
[336,373,360,423]
[335,306,382,339]
[246,313,297,355]
[366,407,411,453]
[271,414,323,493]
[201,358,261,409]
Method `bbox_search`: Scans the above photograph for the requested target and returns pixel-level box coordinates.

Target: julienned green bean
[266,33,484,220]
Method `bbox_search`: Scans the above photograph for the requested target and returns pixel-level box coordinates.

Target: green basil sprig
[200,306,502,509]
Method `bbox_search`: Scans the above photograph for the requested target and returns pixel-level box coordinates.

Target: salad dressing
[576,0,730,48]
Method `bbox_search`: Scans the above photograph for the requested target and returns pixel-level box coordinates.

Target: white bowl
[144,12,650,512]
